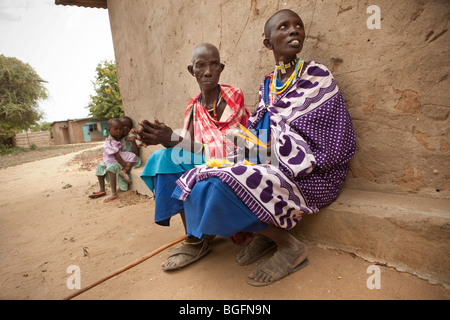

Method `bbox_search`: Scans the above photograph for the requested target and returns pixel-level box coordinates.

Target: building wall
[107,0,450,198]
[51,121,70,145]
[67,120,87,144]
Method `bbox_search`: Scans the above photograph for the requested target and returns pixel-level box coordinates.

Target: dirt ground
[0,142,448,300]
[0,143,101,169]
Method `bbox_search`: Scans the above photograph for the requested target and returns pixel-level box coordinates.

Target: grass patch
[0,145,27,156]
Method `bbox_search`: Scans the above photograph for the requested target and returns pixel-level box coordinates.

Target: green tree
[87,60,123,119]
[0,54,48,144]
[30,121,52,132]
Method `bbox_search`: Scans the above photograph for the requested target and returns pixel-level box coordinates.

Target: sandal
[161,239,210,271]
[247,251,309,287]
[104,195,119,203]
[88,191,106,199]
[236,235,276,266]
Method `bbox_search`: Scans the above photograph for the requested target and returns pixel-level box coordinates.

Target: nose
[204,65,213,77]
[288,25,299,35]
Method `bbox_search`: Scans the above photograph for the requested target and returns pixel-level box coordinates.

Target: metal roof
[55,0,107,9]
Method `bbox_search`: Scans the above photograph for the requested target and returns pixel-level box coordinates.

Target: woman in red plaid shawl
[136,43,250,270]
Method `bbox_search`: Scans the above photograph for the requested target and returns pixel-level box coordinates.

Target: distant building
[51,118,108,145]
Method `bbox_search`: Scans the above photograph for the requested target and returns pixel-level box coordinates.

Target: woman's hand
[133,118,179,148]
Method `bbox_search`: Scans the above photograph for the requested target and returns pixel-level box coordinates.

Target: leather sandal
[161,239,210,271]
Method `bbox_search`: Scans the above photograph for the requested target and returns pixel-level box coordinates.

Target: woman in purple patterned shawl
[171,9,356,286]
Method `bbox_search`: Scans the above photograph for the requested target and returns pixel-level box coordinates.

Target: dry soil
[0,143,448,300]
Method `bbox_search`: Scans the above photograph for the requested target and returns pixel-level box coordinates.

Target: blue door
[82,125,91,142]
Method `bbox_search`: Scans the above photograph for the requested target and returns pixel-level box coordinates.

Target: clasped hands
[132,118,178,148]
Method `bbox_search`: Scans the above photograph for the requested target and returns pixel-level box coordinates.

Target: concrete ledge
[292,188,450,287]
[130,166,153,198]
[131,167,450,287]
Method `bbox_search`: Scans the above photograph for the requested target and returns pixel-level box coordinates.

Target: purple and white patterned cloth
[175,61,356,230]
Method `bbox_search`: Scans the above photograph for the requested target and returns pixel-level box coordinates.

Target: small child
[120,115,141,155]
[119,116,142,180]
[89,118,138,202]
[106,118,138,183]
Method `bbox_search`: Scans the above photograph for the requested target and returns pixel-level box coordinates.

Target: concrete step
[130,167,450,287]
[293,188,450,287]
[131,166,153,198]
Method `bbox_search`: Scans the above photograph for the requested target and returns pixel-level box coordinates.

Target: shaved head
[264,9,302,38]
[191,43,220,63]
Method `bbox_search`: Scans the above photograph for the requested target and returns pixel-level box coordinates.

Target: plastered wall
[107,0,450,198]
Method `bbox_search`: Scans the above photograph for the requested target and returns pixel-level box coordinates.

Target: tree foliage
[0,54,48,143]
[30,121,52,132]
[87,60,123,120]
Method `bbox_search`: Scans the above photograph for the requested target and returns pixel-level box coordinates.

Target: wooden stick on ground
[63,234,187,300]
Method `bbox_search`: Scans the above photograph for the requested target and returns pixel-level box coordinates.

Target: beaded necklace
[199,86,222,120]
[270,58,304,104]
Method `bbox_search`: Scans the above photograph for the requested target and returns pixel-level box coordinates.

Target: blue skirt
[172,177,268,239]
[151,173,185,226]
[141,148,200,226]
[140,148,202,194]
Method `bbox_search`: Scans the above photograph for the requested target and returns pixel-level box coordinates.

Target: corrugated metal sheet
[55,0,107,9]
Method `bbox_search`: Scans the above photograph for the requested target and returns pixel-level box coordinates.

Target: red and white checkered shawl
[181,84,250,159]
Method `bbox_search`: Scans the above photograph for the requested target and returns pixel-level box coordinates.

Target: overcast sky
[0,0,115,122]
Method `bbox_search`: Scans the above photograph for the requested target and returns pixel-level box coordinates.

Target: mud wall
[107,0,449,198]
[12,131,51,148]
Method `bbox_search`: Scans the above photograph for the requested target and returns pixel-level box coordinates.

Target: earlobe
[263,38,273,50]
[187,65,195,76]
